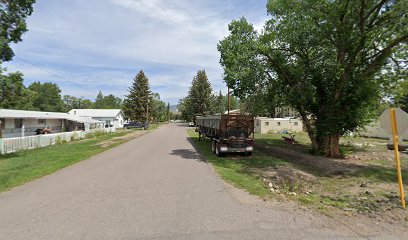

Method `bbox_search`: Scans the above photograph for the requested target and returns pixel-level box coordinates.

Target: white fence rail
[0,127,116,154]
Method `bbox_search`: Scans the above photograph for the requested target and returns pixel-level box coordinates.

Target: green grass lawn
[0,128,152,192]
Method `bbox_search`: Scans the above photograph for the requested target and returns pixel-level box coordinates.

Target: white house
[255,117,303,134]
[68,109,125,128]
[0,109,103,138]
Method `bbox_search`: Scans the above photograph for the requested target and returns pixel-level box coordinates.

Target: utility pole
[146,99,149,125]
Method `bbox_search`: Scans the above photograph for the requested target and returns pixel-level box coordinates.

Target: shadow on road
[170,149,206,162]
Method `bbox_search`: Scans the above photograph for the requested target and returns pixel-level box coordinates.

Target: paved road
[0,124,394,239]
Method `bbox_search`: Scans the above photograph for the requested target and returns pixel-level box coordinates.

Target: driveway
[0,124,395,239]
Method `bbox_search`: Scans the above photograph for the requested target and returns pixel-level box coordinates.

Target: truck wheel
[215,142,224,157]
[245,152,253,157]
[211,140,216,153]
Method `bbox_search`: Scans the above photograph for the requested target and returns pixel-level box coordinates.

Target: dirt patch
[253,141,408,229]
[95,130,147,148]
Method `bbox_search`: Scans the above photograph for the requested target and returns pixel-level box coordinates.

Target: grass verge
[188,129,408,221]
[0,128,152,192]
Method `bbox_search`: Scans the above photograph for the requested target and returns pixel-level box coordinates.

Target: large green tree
[93,91,122,109]
[218,0,407,157]
[123,70,151,122]
[0,0,36,62]
[0,71,36,109]
[149,93,167,122]
[63,95,93,110]
[29,81,65,112]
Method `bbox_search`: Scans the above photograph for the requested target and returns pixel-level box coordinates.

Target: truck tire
[215,142,225,157]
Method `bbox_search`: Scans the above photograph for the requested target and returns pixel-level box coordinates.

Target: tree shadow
[170,149,206,162]
[254,142,408,184]
[0,152,26,161]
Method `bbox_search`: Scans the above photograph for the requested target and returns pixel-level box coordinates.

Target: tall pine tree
[124,70,151,122]
[186,70,213,117]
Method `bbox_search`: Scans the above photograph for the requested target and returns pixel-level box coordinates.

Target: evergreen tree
[124,70,151,122]
[186,70,213,118]
[93,91,104,109]
[214,90,226,114]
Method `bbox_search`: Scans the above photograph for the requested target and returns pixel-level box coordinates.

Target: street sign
[380,108,408,136]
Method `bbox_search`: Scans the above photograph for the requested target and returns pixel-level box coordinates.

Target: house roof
[0,109,67,119]
[0,109,102,124]
[68,109,124,118]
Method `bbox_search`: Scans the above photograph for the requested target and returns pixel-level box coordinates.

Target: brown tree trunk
[318,135,343,158]
[297,107,319,154]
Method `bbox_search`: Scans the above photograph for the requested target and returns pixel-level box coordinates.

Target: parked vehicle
[188,122,195,127]
[124,122,149,130]
[195,114,254,156]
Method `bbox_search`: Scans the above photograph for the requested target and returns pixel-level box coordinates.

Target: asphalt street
[0,124,396,239]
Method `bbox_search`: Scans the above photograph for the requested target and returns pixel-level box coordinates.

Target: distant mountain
[170,105,178,112]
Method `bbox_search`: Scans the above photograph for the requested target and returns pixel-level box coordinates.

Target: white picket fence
[0,127,116,154]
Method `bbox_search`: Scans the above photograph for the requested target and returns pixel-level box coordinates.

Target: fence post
[0,138,4,154]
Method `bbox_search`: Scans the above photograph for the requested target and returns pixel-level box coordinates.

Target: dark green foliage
[394,80,408,112]
[63,95,93,110]
[0,0,35,61]
[0,71,36,109]
[123,70,151,122]
[28,81,65,112]
[149,93,168,122]
[213,90,239,114]
[214,90,226,114]
[181,70,214,120]
[92,91,122,109]
[177,97,190,121]
[218,0,408,157]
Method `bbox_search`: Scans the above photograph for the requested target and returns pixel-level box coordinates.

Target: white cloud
[5,0,268,104]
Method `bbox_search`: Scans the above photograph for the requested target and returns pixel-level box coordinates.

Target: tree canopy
[0,0,36,62]
[28,81,66,112]
[218,0,408,157]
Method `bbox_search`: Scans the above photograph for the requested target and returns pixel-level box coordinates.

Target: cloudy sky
[4,0,269,104]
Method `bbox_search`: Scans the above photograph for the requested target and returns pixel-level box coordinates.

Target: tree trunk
[297,106,319,154]
[317,135,343,158]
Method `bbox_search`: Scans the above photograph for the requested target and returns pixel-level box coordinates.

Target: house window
[38,119,46,125]
[256,121,259,126]
[265,122,269,126]
[0,118,5,129]
[15,119,23,128]
[294,122,298,126]
[277,122,281,126]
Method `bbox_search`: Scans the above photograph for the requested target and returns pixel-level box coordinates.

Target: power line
[13,55,86,89]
